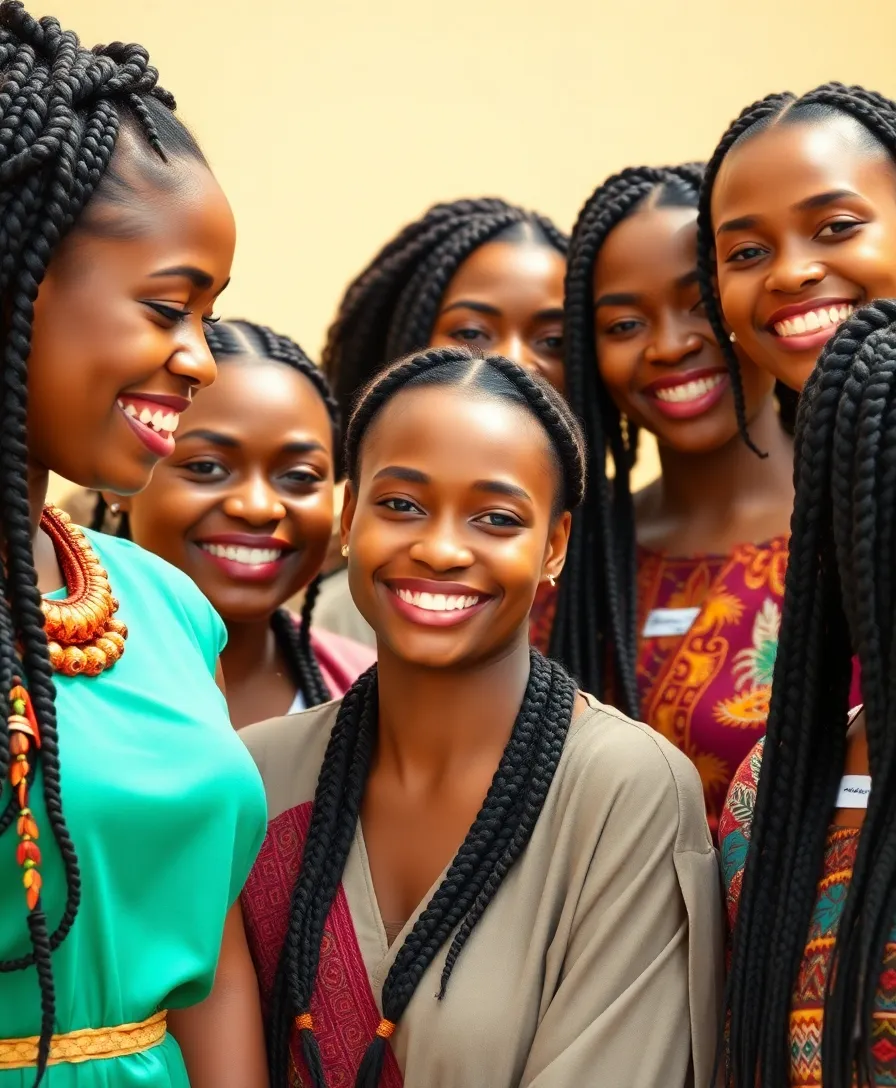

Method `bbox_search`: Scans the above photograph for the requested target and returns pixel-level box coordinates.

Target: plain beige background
[46,0,896,504]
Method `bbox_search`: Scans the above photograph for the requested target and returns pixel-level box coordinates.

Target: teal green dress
[0,530,267,1085]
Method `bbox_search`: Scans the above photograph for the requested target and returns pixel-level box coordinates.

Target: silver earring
[729,331,737,343]
[548,574,556,587]
[340,544,349,559]
[109,502,121,516]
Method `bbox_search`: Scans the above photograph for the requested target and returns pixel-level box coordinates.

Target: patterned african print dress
[720,739,896,1086]
[531,537,791,838]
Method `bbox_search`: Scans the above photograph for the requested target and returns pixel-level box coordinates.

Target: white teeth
[199,543,284,565]
[773,304,855,338]
[117,399,181,435]
[394,588,481,612]
[654,373,725,404]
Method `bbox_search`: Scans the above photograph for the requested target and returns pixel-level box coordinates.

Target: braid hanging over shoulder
[0,4,204,1083]
[93,318,340,710]
[321,198,568,426]
[724,298,896,1088]
[268,346,586,1088]
[550,163,703,713]
[696,83,896,448]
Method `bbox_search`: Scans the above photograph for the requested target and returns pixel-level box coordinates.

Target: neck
[374,634,532,782]
[652,398,792,521]
[220,616,281,688]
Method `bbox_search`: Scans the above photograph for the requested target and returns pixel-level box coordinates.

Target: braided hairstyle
[0,5,207,1083]
[724,298,896,1086]
[322,198,568,427]
[268,346,586,1088]
[92,320,339,709]
[696,83,896,448]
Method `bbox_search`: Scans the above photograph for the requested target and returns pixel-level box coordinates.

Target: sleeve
[520,737,723,1088]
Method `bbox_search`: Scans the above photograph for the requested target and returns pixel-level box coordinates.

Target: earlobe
[542,509,572,585]
[339,480,357,549]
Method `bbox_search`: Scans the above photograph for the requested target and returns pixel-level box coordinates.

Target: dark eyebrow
[794,188,859,212]
[594,292,639,309]
[439,300,501,317]
[372,466,429,485]
[472,479,532,502]
[716,215,759,236]
[534,307,564,322]
[282,440,328,456]
[176,428,238,447]
[150,265,215,290]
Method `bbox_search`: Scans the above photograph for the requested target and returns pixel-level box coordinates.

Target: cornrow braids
[725,298,896,1088]
[93,319,339,710]
[696,83,896,449]
[550,163,703,714]
[0,5,204,1083]
[322,198,568,428]
[268,346,585,1087]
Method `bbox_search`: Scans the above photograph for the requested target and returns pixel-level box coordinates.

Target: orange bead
[81,646,107,677]
[9,732,29,756]
[61,646,86,675]
[47,641,64,670]
[101,631,126,655]
[94,636,121,663]
[17,813,39,840]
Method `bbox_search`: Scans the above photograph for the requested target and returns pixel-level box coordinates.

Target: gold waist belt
[0,1008,167,1068]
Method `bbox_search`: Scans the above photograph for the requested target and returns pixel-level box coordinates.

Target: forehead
[594,204,698,290]
[442,240,565,305]
[360,384,558,496]
[713,115,896,223]
[186,359,333,445]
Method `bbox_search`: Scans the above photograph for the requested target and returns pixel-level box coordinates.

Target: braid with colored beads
[93,319,339,710]
[267,346,585,1088]
[696,83,896,450]
[550,163,702,713]
[321,198,568,426]
[0,5,208,1083]
[724,298,896,1088]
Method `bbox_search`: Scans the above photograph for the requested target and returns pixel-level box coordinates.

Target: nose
[408,515,474,572]
[221,475,287,526]
[167,326,218,391]
[764,243,825,295]
[644,316,703,366]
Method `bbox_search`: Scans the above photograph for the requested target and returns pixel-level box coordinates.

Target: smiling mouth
[117,397,181,437]
[771,302,855,339]
[198,543,290,566]
[653,373,727,404]
[392,587,483,612]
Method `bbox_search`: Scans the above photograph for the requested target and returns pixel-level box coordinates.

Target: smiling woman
[0,6,267,1088]
[696,83,896,413]
[239,346,722,1088]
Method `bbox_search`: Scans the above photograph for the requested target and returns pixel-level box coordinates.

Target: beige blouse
[241,693,723,1087]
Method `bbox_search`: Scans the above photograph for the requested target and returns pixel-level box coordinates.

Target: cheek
[290,494,335,550]
[127,481,201,558]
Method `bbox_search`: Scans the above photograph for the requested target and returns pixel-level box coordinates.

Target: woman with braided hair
[240,346,722,1088]
[696,83,896,428]
[0,5,267,1086]
[315,197,567,646]
[93,321,374,728]
[719,299,896,1086]
[538,163,796,838]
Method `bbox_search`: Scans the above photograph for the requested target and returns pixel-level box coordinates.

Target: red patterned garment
[530,537,792,839]
[720,741,896,1087]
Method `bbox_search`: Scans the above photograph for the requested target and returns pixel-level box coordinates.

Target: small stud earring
[109,502,121,516]
[548,574,556,587]
[729,331,737,343]
[340,544,349,559]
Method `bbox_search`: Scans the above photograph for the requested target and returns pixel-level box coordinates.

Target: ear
[541,510,572,585]
[340,480,357,548]
[100,490,131,514]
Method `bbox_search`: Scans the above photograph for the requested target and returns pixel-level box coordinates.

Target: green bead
[12,698,25,715]
[22,859,35,870]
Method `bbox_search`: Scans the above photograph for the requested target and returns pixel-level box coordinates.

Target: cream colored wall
[47,0,896,506]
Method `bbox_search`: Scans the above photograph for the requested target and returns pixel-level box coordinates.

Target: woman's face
[120,359,335,625]
[27,145,236,494]
[594,202,775,453]
[342,383,570,670]
[712,114,896,390]
[429,239,566,393]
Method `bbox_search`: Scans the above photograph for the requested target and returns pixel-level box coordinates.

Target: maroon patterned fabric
[242,802,403,1087]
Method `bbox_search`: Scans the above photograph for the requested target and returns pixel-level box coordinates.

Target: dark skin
[341,385,576,922]
[113,358,335,729]
[22,135,266,1087]
[429,239,566,393]
[594,199,794,556]
[712,115,896,391]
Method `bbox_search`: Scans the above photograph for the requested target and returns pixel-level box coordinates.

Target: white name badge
[836,775,871,809]
[642,607,701,639]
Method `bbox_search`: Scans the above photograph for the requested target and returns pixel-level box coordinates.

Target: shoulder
[719,737,764,899]
[240,698,341,819]
[559,693,713,855]
[85,529,226,662]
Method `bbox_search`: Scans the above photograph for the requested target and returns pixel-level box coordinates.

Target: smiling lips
[196,536,294,582]
[117,393,189,459]
[643,368,730,420]
[766,299,856,351]
[385,579,492,627]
